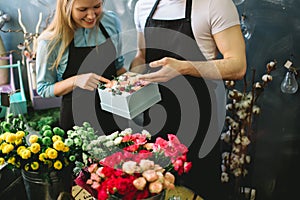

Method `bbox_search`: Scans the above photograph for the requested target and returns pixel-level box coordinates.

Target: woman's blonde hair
[38,0,76,70]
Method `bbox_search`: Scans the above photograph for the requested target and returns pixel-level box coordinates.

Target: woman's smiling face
[72,0,103,29]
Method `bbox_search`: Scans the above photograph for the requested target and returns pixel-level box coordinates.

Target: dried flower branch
[220,60,277,183]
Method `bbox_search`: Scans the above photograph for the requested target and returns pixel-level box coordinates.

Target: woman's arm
[129,32,147,73]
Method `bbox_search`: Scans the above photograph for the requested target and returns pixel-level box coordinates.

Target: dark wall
[236,0,300,199]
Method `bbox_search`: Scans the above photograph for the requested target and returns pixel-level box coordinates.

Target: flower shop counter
[72,185,204,200]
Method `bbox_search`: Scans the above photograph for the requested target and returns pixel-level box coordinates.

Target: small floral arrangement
[98,72,150,96]
[74,128,192,200]
[220,60,277,183]
[0,114,84,173]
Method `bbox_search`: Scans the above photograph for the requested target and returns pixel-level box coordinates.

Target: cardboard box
[98,72,161,119]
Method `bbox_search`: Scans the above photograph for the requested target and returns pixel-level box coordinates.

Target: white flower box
[98,72,161,119]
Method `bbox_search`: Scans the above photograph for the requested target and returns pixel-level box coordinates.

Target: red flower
[75,131,192,200]
[184,162,192,173]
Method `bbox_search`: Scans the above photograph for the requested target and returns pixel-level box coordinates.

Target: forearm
[130,56,147,73]
[184,56,246,80]
[116,67,127,76]
[53,76,77,97]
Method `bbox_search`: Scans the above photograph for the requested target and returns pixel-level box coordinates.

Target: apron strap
[148,0,161,19]
[99,22,110,39]
[149,0,193,19]
[185,0,192,19]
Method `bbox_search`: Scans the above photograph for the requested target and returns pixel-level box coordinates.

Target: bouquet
[98,71,150,96]
[74,127,192,200]
[0,114,83,174]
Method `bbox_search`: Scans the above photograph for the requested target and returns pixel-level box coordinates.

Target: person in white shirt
[130,0,246,198]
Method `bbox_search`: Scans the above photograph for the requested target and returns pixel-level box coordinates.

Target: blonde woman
[37,0,126,132]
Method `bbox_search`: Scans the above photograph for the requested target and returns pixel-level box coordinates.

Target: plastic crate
[0,60,27,118]
[26,58,61,110]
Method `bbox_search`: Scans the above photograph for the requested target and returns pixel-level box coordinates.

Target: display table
[72,185,204,200]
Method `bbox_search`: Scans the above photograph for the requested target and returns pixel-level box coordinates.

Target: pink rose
[133,177,147,190]
[149,180,163,194]
[184,162,192,173]
[142,169,158,182]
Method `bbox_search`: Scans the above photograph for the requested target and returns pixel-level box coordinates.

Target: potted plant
[0,114,84,200]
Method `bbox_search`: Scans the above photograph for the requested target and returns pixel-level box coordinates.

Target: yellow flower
[30,143,41,154]
[31,162,39,170]
[7,157,16,165]
[15,139,23,146]
[20,149,31,159]
[24,163,30,171]
[15,131,25,140]
[0,157,5,165]
[39,152,48,162]
[29,135,39,144]
[5,133,17,143]
[47,148,58,159]
[17,146,26,155]
[62,145,70,153]
[53,140,65,151]
[53,160,63,170]
[52,135,62,143]
[0,132,9,140]
[2,143,14,154]
[45,160,53,168]
[15,161,21,168]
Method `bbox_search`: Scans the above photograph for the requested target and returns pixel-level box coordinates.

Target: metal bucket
[21,168,73,200]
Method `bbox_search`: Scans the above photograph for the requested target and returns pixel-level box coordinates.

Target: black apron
[144,0,222,198]
[60,23,125,134]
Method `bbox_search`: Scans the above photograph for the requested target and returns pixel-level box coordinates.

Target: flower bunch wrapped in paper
[74,128,192,200]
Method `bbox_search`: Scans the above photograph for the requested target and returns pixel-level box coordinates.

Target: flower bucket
[21,168,73,200]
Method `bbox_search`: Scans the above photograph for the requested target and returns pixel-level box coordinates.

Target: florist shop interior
[1,0,300,200]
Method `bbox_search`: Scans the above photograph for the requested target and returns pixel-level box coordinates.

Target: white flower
[221,172,229,182]
[226,103,234,110]
[114,137,123,145]
[269,61,275,67]
[104,140,114,147]
[97,135,107,142]
[106,131,118,140]
[255,82,262,89]
[230,121,239,130]
[237,110,247,120]
[222,152,230,160]
[141,130,151,139]
[139,159,155,172]
[120,128,132,136]
[122,161,137,174]
[233,168,242,177]
[241,136,251,146]
[240,99,251,109]
[221,164,227,172]
[252,105,260,114]
[245,155,251,163]
[262,74,273,82]
[232,145,240,153]
[220,131,231,143]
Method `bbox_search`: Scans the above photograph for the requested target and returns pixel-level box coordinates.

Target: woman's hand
[74,73,111,91]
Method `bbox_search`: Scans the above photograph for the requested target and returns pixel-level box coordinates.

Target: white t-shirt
[134,0,240,60]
